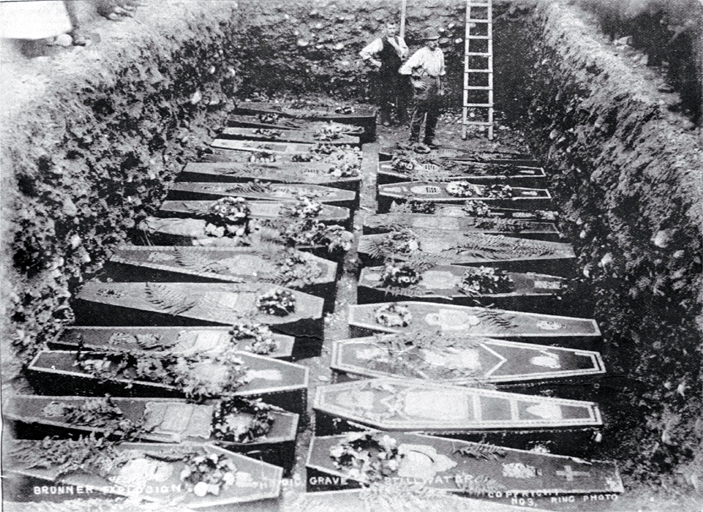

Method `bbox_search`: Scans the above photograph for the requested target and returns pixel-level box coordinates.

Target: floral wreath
[249,151,277,163]
[458,267,514,296]
[446,181,480,198]
[286,196,323,219]
[256,289,297,316]
[329,432,402,484]
[381,263,422,288]
[212,398,275,444]
[463,200,491,217]
[229,323,279,355]
[180,451,238,497]
[485,184,514,199]
[374,303,413,327]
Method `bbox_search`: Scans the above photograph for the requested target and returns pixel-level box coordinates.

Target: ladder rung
[465,86,492,90]
[466,52,491,56]
[465,69,492,73]
[464,103,494,107]
[466,35,490,39]
[467,19,490,22]
[464,120,493,125]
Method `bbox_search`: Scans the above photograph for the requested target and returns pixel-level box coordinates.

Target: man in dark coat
[360,21,410,126]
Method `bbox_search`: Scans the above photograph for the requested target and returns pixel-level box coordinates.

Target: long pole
[400,0,407,38]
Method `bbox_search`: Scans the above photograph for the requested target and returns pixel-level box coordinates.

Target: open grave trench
[2,0,703,511]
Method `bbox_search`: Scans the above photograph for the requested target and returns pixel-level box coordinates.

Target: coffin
[348,302,600,348]
[376,160,547,187]
[178,162,361,192]
[357,264,566,313]
[168,182,357,209]
[219,126,360,146]
[49,326,295,360]
[5,395,299,472]
[232,101,376,141]
[157,199,351,229]
[73,282,324,347]
[430,205,558,222]
[106,246,337,310]
[313,379,602,452]
[363,213,561,241]
[211,139,347,155]
[330,336,605,388]
[226,115,368,140]
[306,432,623,498]
[137,217,351,265]
[357,232,575,275]
[5,442,282,508]
[377,182,552,213]
[27,349,309,414]
[379,147,540,167]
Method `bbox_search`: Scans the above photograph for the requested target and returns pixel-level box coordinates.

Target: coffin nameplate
[143,402,214,441]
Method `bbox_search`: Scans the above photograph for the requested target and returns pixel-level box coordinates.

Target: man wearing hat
[399,28,446,149]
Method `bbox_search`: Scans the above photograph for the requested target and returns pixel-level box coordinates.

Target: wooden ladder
[462,0,494,140]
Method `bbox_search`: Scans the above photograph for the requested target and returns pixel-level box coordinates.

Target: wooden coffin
[363,213,561,242]
[5,442,282,508]
[49,326,295,360]
[137,217,351,265]
[73,281,324,345]
[106,246,337,310]
[377,161,547,187]
[211,139,348,155]
[330,336,606,388]
[306,432,623,498]
[219,126,360,146]
[168,182,357,209]
[26,349,309,414]
[377,182,552,213]
[227,115,368,139]
[431,205,559,222]
[5,395,299,473]
[232,101,376,140]
[313,379,602,452]
[157,199,351,228]
[379,147,541,166]
[348,302,600,348]
[178,162,361,192]
[357,232,575,275]
[357,265,566,313]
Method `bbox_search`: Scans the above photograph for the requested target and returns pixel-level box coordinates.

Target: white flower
[193,482,209,497]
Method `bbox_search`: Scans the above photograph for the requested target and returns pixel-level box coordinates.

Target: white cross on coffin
[556,465,591,481]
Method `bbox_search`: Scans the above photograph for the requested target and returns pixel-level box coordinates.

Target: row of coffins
[303,147,623,507]
[5,100,378,508]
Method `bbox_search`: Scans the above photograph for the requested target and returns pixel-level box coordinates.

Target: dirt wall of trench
[511,0,703,489]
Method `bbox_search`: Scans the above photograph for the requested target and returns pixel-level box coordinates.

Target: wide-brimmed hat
[424,28,441,40]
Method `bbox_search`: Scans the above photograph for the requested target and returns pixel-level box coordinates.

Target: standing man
[399,28,445,149]
[360,21,410,126]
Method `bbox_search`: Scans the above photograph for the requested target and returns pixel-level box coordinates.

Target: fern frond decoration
[472,217,533,233]
[223,180,273,194]
[378,285,428,298]
[475,306,519,330]
[448,233,556,259]
[454,472,507,496]
[173,247,226,274]
[454,442,507,461]
[144,283,198,316]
